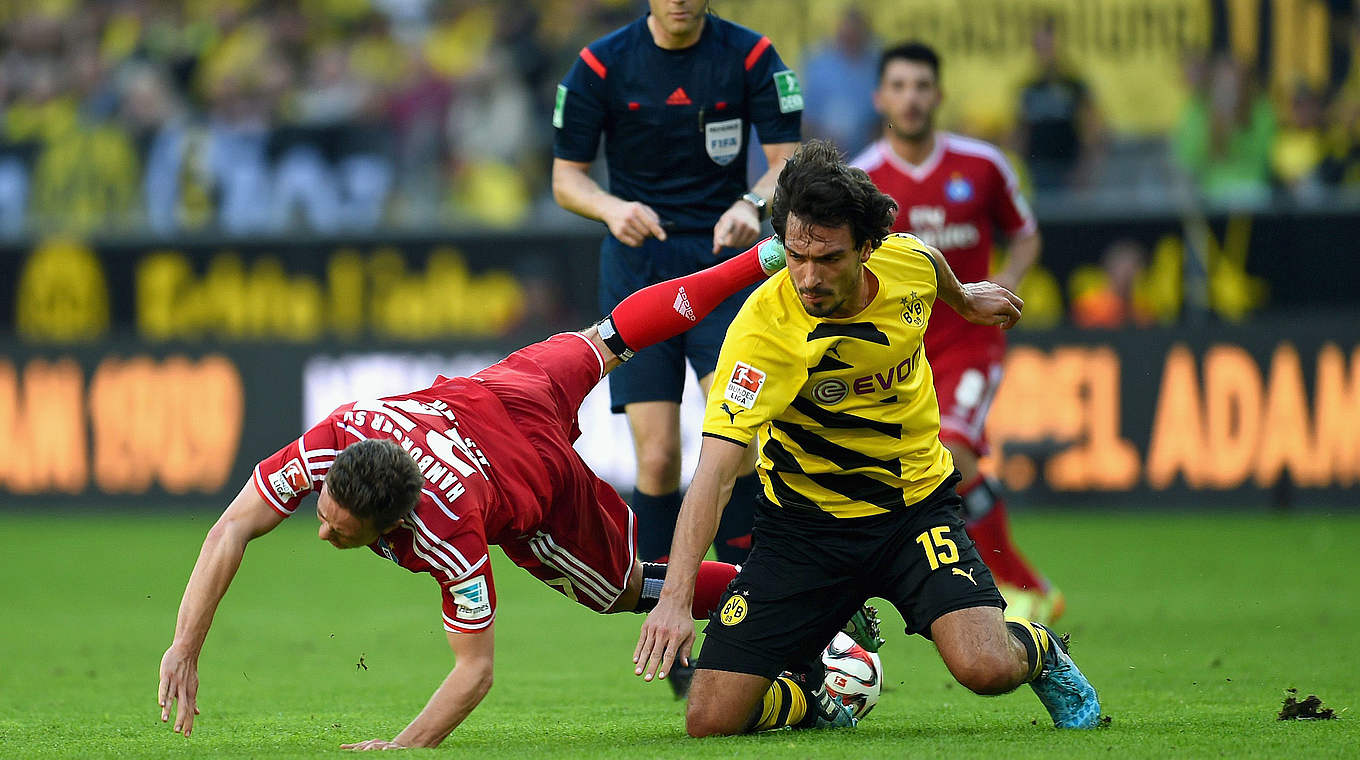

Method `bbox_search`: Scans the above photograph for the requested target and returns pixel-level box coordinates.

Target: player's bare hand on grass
[712,200,762,254]
[341,739,406,751]
[959,281,1023,330]
[634,598,694,682]
[158,644,201,737]
[604,200,667,246]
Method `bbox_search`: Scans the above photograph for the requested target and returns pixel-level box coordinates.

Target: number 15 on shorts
[915,526,960,570]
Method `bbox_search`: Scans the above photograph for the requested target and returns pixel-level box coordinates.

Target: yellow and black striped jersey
[703,234,954,518]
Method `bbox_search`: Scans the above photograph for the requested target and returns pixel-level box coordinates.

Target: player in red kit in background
[851,42,1062,623]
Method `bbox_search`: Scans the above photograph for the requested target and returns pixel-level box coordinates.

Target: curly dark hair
[325,439,423,530]
[771,139,898,251]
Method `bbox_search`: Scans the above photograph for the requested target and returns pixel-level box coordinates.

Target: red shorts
[931,343,1005,456]
[472,333,636,612]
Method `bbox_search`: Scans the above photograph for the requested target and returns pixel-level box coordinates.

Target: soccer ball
[822,631,882,718]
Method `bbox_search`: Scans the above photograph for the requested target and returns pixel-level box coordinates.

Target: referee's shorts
[598,233,758,412]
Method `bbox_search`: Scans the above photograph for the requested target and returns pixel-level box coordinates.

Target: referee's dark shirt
[553,14,802,233]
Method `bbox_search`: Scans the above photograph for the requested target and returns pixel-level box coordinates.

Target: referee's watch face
[783,213,874,320]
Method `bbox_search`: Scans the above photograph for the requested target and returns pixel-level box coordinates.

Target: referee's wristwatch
[740,191,769,221]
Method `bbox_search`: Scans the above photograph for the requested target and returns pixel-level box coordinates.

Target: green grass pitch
[1,509,1356,758]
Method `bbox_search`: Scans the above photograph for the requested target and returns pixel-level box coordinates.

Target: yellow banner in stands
[726,0,1212,135]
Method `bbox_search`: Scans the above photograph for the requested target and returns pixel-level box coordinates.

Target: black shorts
[696,471,1005,679]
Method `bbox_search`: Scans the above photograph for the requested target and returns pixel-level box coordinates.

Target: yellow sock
[1005,615,1053,682]
[746,676,809,732]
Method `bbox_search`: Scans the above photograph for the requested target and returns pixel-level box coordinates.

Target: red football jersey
[253,376,555,634]
[851,133,1036,357]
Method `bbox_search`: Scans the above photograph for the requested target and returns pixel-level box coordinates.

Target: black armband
[594,316,634,362]
[632,562,668,613]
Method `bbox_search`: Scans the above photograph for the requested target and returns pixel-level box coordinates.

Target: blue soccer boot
[1026,622,1101,729]
[808,683,858,729]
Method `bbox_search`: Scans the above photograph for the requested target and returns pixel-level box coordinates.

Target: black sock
[633,489,681,562]
[713,473,758,564]
[792,678,840,729]
[1006,617,1049,682]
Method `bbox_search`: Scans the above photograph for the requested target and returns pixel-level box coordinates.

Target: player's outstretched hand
[958,280,1024,330]
[341,739,407,751]
[604,200,667,247]
[158,644,201,737]
[712,199,762,254]
[634,597,695,683]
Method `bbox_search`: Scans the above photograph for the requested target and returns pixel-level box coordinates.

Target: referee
[552,1,800,577]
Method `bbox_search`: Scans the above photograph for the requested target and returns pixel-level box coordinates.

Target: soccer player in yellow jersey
[634,141,1100,735]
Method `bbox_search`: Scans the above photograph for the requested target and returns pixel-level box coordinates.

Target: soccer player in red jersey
[155,240,871,749]
[851,42,1063,623]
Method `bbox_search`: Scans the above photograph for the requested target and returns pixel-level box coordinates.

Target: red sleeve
[412,511,496,633]
[252,418,342,516]
[988,153,1038,239]
[439,566,497,633]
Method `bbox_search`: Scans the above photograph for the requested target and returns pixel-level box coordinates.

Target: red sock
[691,560,740,620]
[961,480,1049,592]
[610,244,768,352]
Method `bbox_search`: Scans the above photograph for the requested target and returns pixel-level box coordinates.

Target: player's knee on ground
[684,698,749,738]
[683,670,769,737]
[933,607,1027,695]
[941,645,1022,695]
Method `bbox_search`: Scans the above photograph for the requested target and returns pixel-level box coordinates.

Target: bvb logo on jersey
[719,594,748,626]
[901,291,926,328]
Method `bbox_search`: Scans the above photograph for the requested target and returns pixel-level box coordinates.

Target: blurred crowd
[3,0,1360,239]
[0,0,636,236]
[801,7,1360,210]
[1170,42,1360,208]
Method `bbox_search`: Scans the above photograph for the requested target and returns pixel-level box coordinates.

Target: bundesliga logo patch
[268,457,311,500]
[724,361,766,409]
[450,575,491,620]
